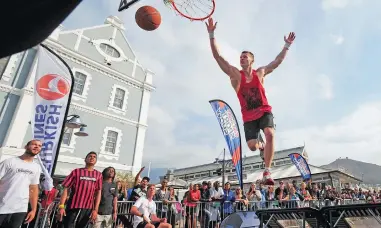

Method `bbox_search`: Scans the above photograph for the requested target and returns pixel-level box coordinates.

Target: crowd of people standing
[0,139,380,228]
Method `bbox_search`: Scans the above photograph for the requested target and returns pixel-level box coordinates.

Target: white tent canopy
[155,178,188,188]
[189,164,334,186]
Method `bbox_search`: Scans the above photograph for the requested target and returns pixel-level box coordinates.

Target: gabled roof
[58,16,140,66]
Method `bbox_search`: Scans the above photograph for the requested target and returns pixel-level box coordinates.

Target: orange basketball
[135,6,161,31]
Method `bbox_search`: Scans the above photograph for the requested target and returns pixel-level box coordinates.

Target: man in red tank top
[206,18,295,185]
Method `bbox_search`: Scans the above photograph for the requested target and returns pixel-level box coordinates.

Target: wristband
[58,204,65,209]
[284,42,291,49]
[209,32,215,39]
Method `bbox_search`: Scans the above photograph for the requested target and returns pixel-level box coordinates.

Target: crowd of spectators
[35,166,381,228]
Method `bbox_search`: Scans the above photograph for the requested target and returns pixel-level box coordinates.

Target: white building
[0,16,155,176]
[168,146,361,190]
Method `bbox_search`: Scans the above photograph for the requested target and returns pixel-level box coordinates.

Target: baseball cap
[202,181,208,185]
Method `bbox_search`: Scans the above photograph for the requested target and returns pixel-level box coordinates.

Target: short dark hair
[142,176,150,182]
[86,151,97,159]
[242,51,254,59]
[26,139,41,146]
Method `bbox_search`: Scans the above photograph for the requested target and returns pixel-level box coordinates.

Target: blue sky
[63,0,381,168]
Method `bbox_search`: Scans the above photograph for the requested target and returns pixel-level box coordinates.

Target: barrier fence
[27,198,379,228]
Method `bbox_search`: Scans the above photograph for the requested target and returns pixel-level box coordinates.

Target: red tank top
[237,70,272,122]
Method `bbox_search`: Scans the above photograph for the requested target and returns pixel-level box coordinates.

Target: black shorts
[0,212,27,228]
[63,208,92,228]
[137,221,160,228]
[243,112,274,141]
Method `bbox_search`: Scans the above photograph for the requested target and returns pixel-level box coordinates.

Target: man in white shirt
[0,139,42,228]
[130,184,172,228]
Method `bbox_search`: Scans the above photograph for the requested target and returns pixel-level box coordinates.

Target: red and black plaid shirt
[62,168,102,209]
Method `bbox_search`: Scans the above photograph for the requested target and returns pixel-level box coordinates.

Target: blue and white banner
[32,46,72,188]
[289,153,312,181]
[209,99,243,189]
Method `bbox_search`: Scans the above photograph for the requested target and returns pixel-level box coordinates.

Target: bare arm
[59,187,68,206]
[29,185,39,212]
[206,18,240,80]
[93,190,102,212]
[134,167,145,186]
[260,32,296,76]
[130,206,141,216]
[113,196,118,214]
[209,38,237,76]
[150,214,162,223]
[261,46,289,76]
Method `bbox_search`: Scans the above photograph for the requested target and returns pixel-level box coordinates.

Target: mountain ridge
[321,157,381,184]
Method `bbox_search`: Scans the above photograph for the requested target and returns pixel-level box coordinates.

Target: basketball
[135,6,161,31]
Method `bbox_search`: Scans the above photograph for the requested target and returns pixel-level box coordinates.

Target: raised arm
[206,18,240,80]
[260,32,296,76]
[134,167,145,186]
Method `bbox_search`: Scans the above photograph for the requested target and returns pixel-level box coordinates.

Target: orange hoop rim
[169,0,216,21]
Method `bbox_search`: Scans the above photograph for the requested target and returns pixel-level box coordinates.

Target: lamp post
[64,114,89,136]
[51,114,88,176]
[214,148,226,187]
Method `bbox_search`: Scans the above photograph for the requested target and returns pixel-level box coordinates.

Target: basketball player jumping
[206,18,295,185]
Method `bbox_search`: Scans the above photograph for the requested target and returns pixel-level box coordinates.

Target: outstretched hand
[284,32,296,44]
[205,17,217,33]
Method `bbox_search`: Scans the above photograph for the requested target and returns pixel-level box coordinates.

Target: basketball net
[164,0,215,21]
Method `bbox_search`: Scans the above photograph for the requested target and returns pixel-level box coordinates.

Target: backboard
[119,0,141,11]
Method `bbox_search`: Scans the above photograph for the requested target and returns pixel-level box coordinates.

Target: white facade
[0,16,155,176]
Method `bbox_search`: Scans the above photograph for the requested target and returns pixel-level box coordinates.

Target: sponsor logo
[80,176,97,182]
[36,74,70,100]
[217,107,239,139]
[16,168,34,175]
[34,104,63,172]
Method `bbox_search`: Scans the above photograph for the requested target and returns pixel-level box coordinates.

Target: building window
[71,68,92,102]
[108,84,129,115]
[100,43,121,58]
[105,130,118,153]
[62,129,73,145]
[113,88,125,109]
[93,39,126,64]
[100,127,123,161]
[60,128,78,153]
[73,72,87,95]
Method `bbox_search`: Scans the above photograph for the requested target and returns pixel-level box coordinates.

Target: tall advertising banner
[209,99,243,189]
[32,45,73,190]
[289,153,312,181]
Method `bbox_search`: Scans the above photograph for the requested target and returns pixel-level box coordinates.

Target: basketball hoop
[164,0,215,21]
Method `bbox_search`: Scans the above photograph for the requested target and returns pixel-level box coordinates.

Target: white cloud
[322,0,349,10]
[330,34,344,45]
[317,74,334,100]
[277,101,381,166]
[321,0,362,11]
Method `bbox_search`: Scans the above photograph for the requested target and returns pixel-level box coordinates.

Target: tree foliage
[115,171,135,186]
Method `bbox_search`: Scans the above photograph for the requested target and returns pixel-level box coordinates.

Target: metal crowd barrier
[24,198,378,228]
